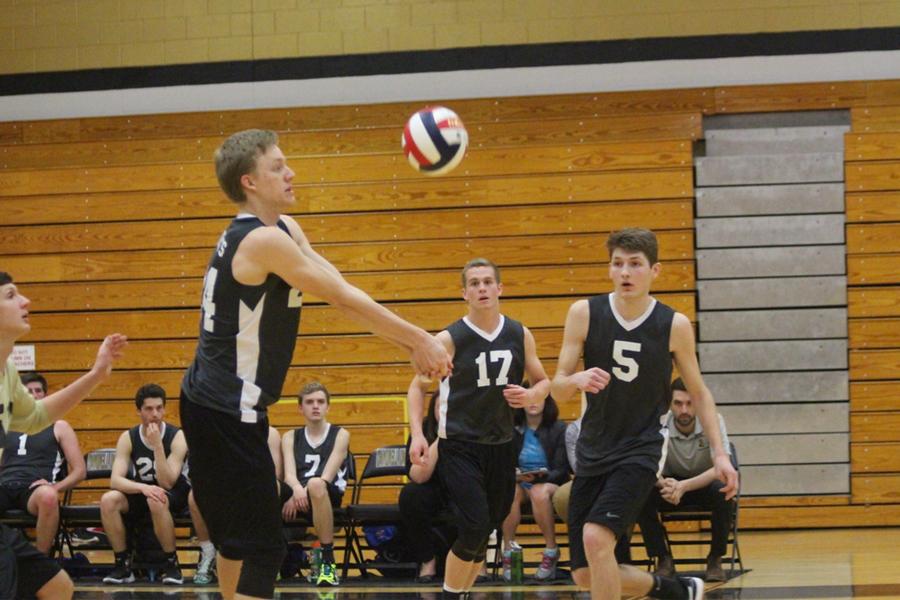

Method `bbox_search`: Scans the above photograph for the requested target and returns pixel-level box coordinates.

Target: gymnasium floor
[70,528,900,599]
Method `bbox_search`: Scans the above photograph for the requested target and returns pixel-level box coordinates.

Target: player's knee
[99,491,123,513]
[33,486,59,514]
[235,545,286,598]
[453,527,491,562]
[307,477,327,499]
[529,483,553,503]
[583,523,615,557]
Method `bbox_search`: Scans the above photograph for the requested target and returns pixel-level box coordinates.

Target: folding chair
[345,445,413,578]
[659,442,743,574]
[59,447,116,557]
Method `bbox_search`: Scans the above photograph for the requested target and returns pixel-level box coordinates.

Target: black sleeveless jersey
[181,215,303,423]
[576,294,675,477]
[438,315,525,444]
[292,424,349,493]
[0,425,66,485]
[127,423,186,487]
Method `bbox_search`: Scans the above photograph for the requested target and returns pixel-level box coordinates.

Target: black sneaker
[102,562,135,584]
[162,560,184,585]
[681,576,705,600]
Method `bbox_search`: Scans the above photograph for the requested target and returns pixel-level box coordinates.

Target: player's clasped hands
[411,334,453,381]
[572,367,611,394]
[283,485,309,520]
[141,484,169,505]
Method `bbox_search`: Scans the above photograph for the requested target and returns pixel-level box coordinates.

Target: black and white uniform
[0,426,67,512]
[437,315,523,551]
[290,424,349,509]
[123,423,189,518]
[568,293,675,570]
[179,215,301,568]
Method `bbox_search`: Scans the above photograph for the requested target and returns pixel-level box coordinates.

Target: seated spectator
[188,426,282,585]
[0,373,86,554]
[500,395,569,581]
[636,377,735,582]
[550,416,580,525]
[281,382,350,588]
[100,383,189,585]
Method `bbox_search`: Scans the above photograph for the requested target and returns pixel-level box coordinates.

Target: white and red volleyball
[402,106,468,176]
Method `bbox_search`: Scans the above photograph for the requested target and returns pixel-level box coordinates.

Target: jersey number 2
[612,340,641,382]
[475,350,513,387]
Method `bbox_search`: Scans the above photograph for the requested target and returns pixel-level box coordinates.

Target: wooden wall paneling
[850,412,900,442]
[844,132,900,161]
[0,199,695,254]
[714,81,868,113]
[0,112,704,171]
[23,293,695,342]
[0,169,693,226]
[845,161,900,192]
[851,106,900,132]
[849,317,900,348]
[847,223,900,254]
[0,231,695,281]
[846,192,900,223]
[848,287,900,317]
[19,264,694,310]
[851,442,900,473]
[850,381,900,412]
[846,254,900,285]
[851,474,900,504]
[849,349,900,380]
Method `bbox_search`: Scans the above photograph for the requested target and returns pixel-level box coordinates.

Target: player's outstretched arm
[551,300,610,401]
[237,227,451,379]
[670,312,739,500]
[40,333,127,422]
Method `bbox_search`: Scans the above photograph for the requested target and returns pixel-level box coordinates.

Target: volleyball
[402,106,468,176]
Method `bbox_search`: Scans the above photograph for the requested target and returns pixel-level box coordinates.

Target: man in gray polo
[636,378,734,582]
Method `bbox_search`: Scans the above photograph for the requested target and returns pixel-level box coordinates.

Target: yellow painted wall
[1,0,900,75]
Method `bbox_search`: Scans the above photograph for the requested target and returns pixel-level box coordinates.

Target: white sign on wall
[12,345,35,371]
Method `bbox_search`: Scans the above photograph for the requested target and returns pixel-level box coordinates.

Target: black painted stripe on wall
[2,26,899,97]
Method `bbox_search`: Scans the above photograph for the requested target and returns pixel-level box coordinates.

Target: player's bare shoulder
[669,311,695,351]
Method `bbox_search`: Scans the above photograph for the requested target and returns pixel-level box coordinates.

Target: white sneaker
[682,576,705,600]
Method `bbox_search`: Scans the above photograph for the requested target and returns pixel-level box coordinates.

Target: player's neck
[239,198,281,226]
[305,420,328,438]
[611,292,653,321]
[0,340,12,366]
[466,308,501,332]
[525,413,542,429]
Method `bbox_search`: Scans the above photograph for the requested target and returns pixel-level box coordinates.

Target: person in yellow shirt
[1,271,127,599]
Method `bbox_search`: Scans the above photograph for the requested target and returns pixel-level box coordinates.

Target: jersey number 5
[612,340,641,382]
[475,350,513,387]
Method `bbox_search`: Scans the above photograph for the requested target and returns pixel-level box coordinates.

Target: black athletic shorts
[568,463,658,571]
[0,523,61,599]
[180,396,284,562]
[437,438,516,537]
[0,482,39,513]
[124,478,190,520]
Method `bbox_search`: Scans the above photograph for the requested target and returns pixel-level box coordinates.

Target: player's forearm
[407,379,427,437]
[550,374,577,404]
[697,393,727,457]
[111,475,147,495]
[333,284,430,351]
[53,471,85,493]
[527,378,551,404]
[683,467,718,492]
[41,367,108,421]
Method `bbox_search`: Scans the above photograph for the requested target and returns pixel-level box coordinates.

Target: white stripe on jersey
[437,376,450,439]
[656,424,670,479]
[237,294,265,422]
[50,451,64,484]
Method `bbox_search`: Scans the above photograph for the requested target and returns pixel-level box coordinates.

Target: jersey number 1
[612,340,641,382]
[475,350,513,387]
